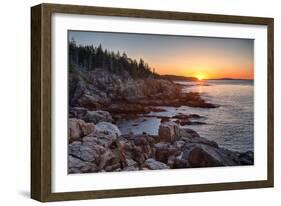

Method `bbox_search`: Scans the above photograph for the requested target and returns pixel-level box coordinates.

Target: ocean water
[117,80,254,152]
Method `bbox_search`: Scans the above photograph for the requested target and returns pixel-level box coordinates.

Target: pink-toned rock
[69,118,95,141]
[158,122,180,143]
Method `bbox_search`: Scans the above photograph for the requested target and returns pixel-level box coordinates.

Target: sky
[69,30,254,80]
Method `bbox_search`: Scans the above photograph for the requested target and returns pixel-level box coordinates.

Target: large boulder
[68,155,98,174]
[95,122,121,138]
[68,118,95,141]
[184,144,239,167]
[68,141,101,163]
[83,110,113,124]
[143,158,170,170]
[158,122,181,143]
[187,147,222,167]
[69,131,125,172]
[179,128,218,148]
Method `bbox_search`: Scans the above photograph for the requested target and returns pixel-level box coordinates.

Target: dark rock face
[69,69,217,120]
[239,151,254,165]
[188,147,222,167]
[77,94,103,110]
[69,107,88,119]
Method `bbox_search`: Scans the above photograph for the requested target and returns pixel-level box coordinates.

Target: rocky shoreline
[68,68,253,174]
[69,69,218,120]
[68,118,253,173]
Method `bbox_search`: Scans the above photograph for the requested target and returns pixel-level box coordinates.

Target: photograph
[67,31,254,174]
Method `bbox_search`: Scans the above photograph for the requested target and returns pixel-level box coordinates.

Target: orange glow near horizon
[169,68,252,80]
[153,62,254,80]
[150,49,254,80]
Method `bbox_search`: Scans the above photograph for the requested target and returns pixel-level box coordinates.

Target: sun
[195,73,206,81]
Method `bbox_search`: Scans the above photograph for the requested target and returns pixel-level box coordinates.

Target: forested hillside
[69,38,158,79]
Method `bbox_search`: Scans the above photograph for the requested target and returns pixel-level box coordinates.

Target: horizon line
[160,74,254,81]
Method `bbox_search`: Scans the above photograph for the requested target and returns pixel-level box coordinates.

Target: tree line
[69,38,158,79]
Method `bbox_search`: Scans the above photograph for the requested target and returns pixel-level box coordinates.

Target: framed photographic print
[31,3,274,202]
